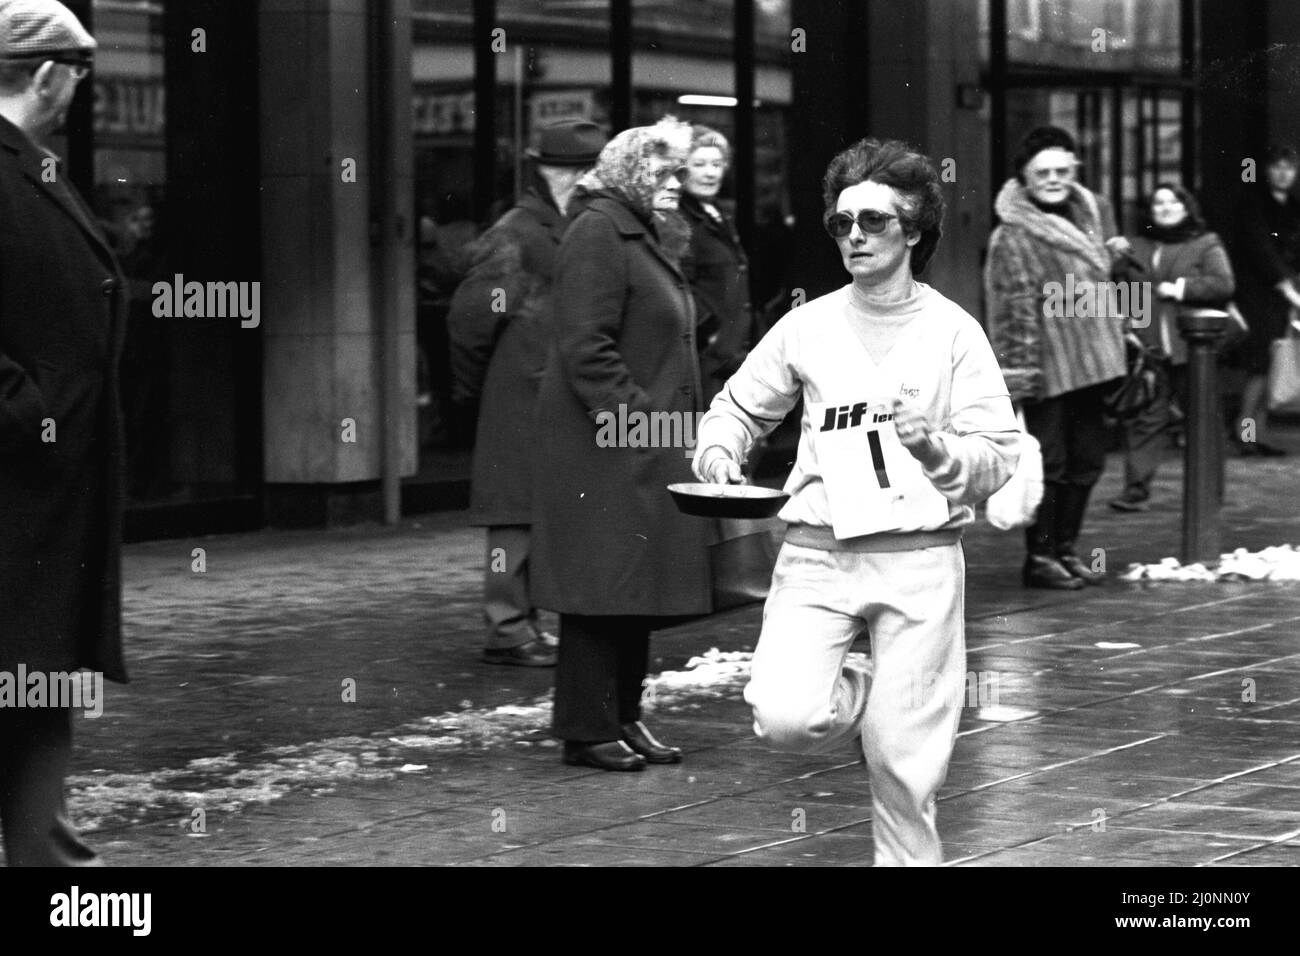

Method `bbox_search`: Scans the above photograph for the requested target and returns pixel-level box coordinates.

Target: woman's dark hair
[1143,181,1206,234]
[1264,144,1299,167]
[1011,125,1077,184]
[822,138,945,276]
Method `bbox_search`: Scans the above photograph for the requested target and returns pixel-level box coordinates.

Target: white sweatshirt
[692,281,1021,542]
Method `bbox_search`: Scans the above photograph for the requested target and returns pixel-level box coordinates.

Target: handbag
[709,516,779,612]
[985,409,1044,531]
[1103,332,1164,424]
[1267,322,1300,415]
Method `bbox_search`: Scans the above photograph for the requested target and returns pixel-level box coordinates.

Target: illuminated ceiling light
[677,94,738,107]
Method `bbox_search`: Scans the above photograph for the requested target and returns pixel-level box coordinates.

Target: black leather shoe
[1058,553,1106,585]
[1108,491,1149,512]
[620,721,683,764]
[562,740,646,772]
[482,639,557,667]
[1022,555,1084,590]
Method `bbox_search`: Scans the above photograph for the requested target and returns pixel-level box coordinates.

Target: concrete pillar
[865,0,989,317]
[787,0,870,301]
[258,0,417,526]
[785,0,987,316]
[167,1,262,490]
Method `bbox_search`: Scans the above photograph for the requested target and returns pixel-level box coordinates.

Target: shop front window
[411,0,791,479]
[413,0,616,473]
[413,0,479,467]
[90,0,170,502]
[630,0,791,312]
[981,0,1182,73]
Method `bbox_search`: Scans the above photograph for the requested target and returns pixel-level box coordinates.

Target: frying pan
[666,482,789,519]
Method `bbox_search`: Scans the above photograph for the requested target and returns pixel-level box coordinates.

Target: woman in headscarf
[984,126,1127,590]
[530,117,712,772]
[1107,184,1235,510]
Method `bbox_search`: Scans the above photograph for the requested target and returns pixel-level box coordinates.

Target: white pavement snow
[1118,544,1300,583]
[68,647,778,832]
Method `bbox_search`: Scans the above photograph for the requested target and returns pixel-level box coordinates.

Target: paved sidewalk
[8,431,1300,867]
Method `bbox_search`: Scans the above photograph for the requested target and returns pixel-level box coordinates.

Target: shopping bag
[1103,332,1164,425]
[985,410,1043,531]
[1267,328,1300,415]
[709,516,780,612]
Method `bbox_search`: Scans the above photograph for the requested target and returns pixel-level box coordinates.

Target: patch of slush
[68,647,769,831]
[1118,545,1300,583]
[973,704,1040,722]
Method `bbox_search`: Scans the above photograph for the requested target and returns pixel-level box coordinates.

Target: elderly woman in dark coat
[679,125,755,404]
[531,117,711,772]
[1108,184,1234,510]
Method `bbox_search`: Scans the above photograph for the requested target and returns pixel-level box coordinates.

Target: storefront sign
[412,91,476,136]
[529,90,593,127]
[94,79,166,142]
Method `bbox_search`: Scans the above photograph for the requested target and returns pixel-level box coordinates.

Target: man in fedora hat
[447,118,606,666]
[0,0,126,865]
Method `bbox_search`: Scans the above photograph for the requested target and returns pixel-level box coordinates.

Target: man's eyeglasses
[0,54,92,81]
[59,59,91,82]
[823,209,900,239]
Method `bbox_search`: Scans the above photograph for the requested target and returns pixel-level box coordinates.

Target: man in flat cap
[0,0,127,865]
[447,118,607,666]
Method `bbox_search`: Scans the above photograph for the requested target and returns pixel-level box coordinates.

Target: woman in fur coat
[984,126,1126,590]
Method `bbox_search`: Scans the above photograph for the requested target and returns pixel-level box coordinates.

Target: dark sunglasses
[823,209,900,238]
[655,165,689,186]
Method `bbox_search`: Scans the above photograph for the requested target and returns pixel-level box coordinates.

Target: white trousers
[743,540,966,866]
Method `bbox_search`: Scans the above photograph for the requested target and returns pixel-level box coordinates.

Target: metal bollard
[1178,309,1227,565]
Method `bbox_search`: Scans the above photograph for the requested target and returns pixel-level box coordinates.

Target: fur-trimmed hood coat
[983,178,1126,402]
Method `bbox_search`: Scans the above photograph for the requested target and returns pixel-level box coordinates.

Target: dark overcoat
[0,117,128,684]
[680,192,753,404]
[1117,233,1235,365]
[530,192,714,618]
[1230,187,1300,373]
[447,187,566,526]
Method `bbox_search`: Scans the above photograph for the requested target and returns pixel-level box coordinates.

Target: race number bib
[809,399,951,539]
